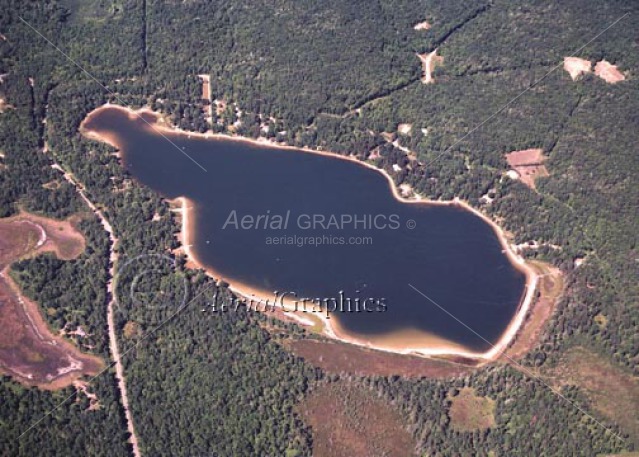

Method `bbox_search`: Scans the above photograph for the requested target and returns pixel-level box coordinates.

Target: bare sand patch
[73,379,101,410]
[505,148,545,167]
[594,60,625,83]
[0,97,15,113]
[197,74,211,101]
[563,57,592,80]
[417,49,443,84]
[167,197,200,270]
[413,20,431,31]
[505,148,549,190]
[198,74,213,125]
[397,123,412,135]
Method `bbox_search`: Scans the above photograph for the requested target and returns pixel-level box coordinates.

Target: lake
[82,106,529,354]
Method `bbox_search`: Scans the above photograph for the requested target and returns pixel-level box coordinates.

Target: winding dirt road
[51,163,141,457]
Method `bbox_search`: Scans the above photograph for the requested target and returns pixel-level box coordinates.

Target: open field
[505,148,549,190]
[298,381,416,457]
[0,213,102,388]
[448,387,496,432]
[547,346,639,446]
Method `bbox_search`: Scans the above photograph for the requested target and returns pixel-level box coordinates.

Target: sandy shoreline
[81,103,543,363]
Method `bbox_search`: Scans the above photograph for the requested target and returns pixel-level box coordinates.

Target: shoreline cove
[81,104,547,364]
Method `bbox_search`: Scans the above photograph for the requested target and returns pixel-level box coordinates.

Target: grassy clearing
[298,381,415,457]
[548,346,639,446]
[448,387,496,432]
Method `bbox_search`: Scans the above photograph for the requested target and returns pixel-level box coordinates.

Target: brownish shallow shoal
[0,213,103,388]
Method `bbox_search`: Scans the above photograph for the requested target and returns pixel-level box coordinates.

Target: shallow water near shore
[83,106,528,353]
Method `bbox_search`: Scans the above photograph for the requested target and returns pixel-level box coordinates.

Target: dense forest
[0,0,637,455]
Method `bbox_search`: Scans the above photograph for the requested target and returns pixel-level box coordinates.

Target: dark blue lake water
[84,107,527,352]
